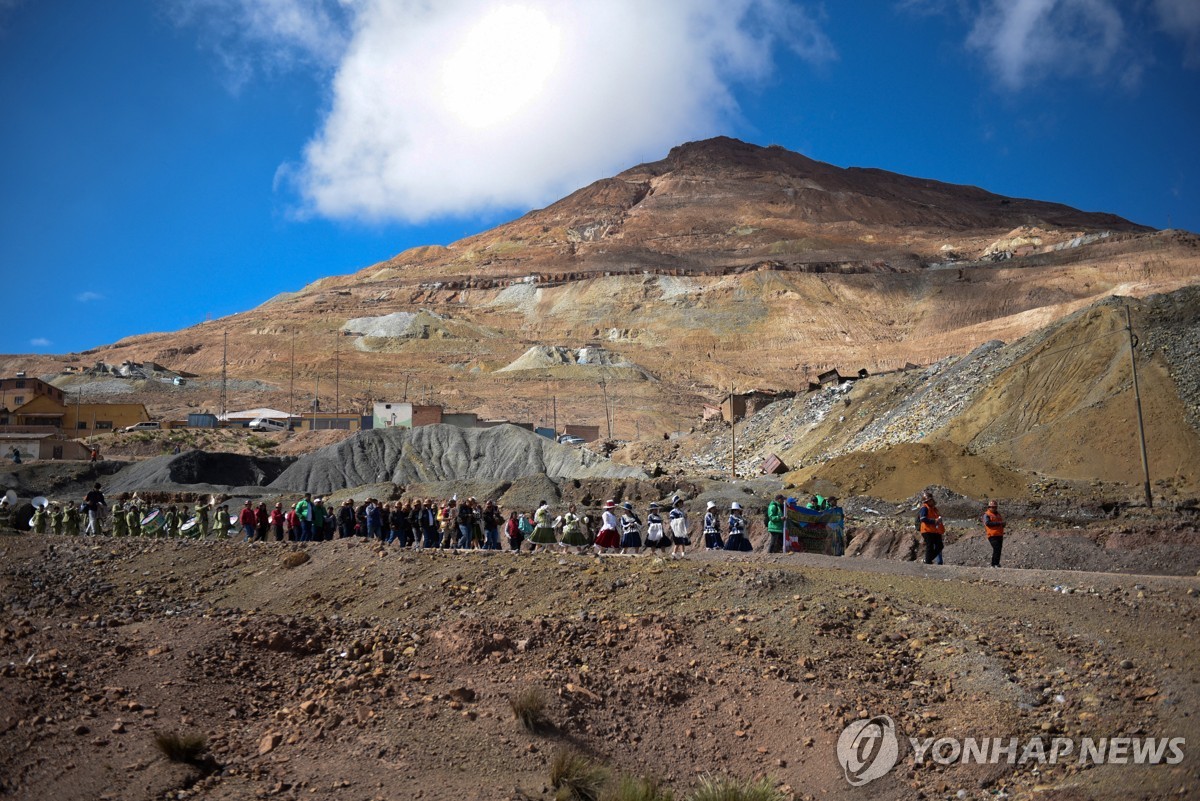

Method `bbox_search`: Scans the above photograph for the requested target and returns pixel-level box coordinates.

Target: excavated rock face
[269,424,645,495]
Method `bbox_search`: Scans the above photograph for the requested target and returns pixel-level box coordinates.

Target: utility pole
[313,374,319,432]
[221,331,228,422]
[289,329,296,417]
[730,382,737,479]
[599,379,611,439]
[1125,304,1153,508]
[552,395,557,436]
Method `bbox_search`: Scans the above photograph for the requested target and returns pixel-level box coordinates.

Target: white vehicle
[122,421,161,432]
[248,417,289,432]
[559,435,586,446]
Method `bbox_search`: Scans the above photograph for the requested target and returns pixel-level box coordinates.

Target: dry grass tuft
[509,686,549,732]
[603,775,674,801]
[685,775,786,801]
[152,731,208,765]
[549,748,610,801]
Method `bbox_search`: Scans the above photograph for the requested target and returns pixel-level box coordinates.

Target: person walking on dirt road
[982,500,1006,567]
[919,491,945,565]
[83,483,106,536]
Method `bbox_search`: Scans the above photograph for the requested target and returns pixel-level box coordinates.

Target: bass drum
[180,517,198,535]
[141,508,163,536]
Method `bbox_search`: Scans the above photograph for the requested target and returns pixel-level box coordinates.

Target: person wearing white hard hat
[702,501,724,550]
[724,502,752,551]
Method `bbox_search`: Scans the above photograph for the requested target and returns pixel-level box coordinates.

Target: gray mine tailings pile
[269,424,645,495]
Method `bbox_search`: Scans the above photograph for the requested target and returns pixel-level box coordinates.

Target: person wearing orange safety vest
[982,500,1006,567]
[918,491,945,565]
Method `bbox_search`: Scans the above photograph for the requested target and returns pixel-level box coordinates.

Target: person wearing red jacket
[269,502,286,542]
[239,500,257,542]
[284,507,300,541]
[982,500,1006,567]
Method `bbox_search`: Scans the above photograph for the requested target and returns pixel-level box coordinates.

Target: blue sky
[2,0,1197,356]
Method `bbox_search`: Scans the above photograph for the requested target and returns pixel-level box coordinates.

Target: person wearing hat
[668,497,690,557]
[702,501,724,550]
[918,491,945,565]
[619,501,642,554]
[594,500,621,552]
[724,502,752,551]
[529,500,557,552]
[559,503,588,552]
[644,502,668,550]
[981,500,1006,567]
[766,494,786,553]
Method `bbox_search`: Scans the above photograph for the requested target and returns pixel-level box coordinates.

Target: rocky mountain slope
[5,138,1198,486]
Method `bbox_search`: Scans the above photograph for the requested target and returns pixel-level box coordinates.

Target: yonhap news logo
[836,715,900,786]
[836,716,1186,786]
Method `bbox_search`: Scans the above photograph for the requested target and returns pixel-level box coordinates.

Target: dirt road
[1,533,1197,800]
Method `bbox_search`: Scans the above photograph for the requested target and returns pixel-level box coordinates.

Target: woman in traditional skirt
[594,500,621,552]
[724,502,752,551]
[668,497,690,558]
[702,500,724,550]
[619,502,642,554]
[560,503,589,552]
[528,500,558,552]
[644,502,670,550]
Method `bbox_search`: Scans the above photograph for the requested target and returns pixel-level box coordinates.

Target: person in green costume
[112,503,127,537]
[213,504,231,539]
[49,503,63,535]
[164,505,180,538]
[196,502,211,537]
[31,505,47,534]
[127,504,142,537]
[64,504,81,536]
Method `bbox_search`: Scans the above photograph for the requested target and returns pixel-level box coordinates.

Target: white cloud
[167,0,351,91]
[186,0,834,223]
[1153,0,1200,67]
[75,291,104,303]
[29,337,51,347]
[966,0,1130,89]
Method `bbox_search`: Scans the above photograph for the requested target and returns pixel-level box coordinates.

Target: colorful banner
[783,500,845,556]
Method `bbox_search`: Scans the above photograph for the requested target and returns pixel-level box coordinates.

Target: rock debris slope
[269,424,644,495]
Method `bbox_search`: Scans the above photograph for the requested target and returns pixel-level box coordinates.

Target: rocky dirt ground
[2,530,1199,801]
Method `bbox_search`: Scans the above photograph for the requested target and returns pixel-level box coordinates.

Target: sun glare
[442,5,563,129]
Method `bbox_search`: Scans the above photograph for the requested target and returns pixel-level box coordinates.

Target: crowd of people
[23,484,1008,566]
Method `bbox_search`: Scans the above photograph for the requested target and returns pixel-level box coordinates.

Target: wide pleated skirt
[529,525,558,544]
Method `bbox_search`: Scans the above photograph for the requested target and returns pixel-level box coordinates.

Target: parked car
[122,421,161,433]
[558,435,586,446]
[248,417,289,432]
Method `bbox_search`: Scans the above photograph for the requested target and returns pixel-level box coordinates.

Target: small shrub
[153,731,208,765]
[685,775,785,801]
[603,775,674,801]
[509,686,549,732]
[549,748,609,801]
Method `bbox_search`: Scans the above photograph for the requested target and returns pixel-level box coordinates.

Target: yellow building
[8,393,150,435]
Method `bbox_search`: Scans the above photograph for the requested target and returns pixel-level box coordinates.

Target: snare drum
[141,508,163,536]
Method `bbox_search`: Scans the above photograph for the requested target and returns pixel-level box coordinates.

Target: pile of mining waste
[269,424,645,496]
[105,449,294,494]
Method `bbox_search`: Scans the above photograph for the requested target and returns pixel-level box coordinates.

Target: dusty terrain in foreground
[2,532,1198,801]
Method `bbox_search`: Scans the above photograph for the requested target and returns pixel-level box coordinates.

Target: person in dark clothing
[456,499,477,550]
[919,492,945,565]
[83,483,107,536]
[388,502,410,545]
[255,502,270,541]
[982,500,1006,567]
[337,499,355,539]
[482,500,502,550]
